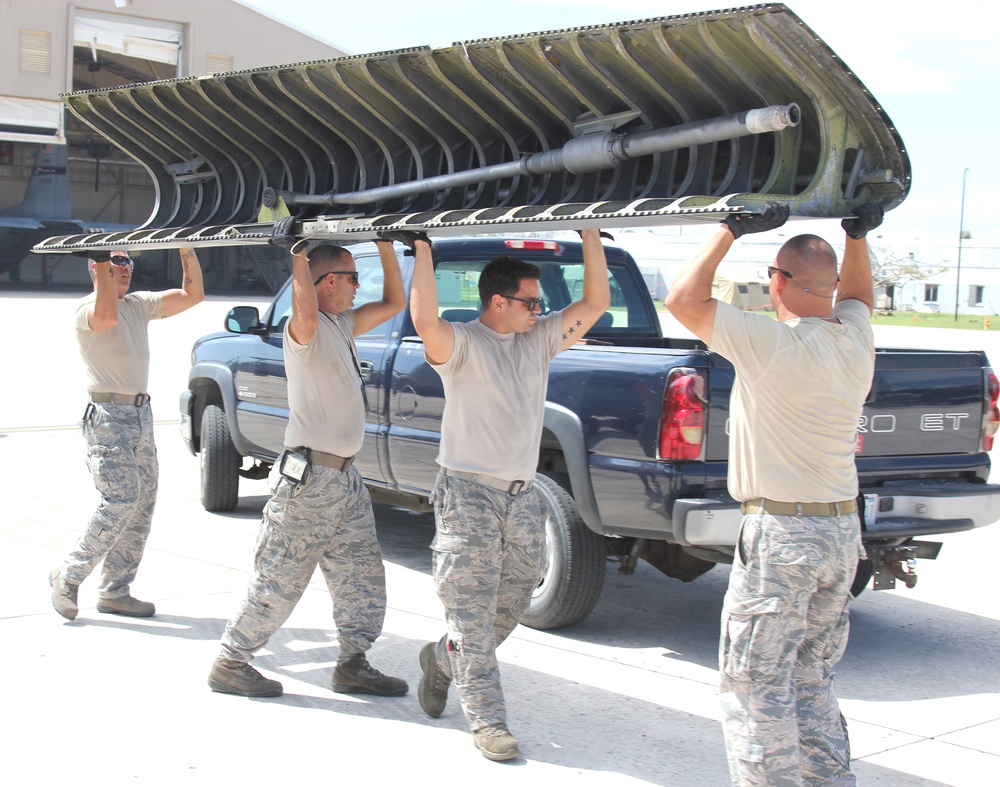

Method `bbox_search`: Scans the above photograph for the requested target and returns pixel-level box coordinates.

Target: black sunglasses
[503,294,544,311]
[314,270,360,286]
[767,265,839,297]
[110,256,134,269]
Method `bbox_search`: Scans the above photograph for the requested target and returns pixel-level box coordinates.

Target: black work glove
[722,202,790,239]
[269,216,298,249]
[842,204,884,240]
[576,229,615,241]
[376,230,431,248]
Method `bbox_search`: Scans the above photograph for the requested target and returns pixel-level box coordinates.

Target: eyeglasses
[766,265,839,297]
[313,270,359,286]
[503,294,544,311]
[110,256,134,269]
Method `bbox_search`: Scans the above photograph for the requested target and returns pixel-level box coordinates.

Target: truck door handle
[358,360,374,381]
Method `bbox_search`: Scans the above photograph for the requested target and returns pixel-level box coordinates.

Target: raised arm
[559,229,611,350]
[666,202,789,345]
[88,255,119,332]
[160,248,205,317]
[354,240,407,336]
[837,204,883,314]
[266,218,319,345]
[382,231,455,365]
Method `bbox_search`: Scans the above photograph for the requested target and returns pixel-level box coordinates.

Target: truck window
[433,258,652,331]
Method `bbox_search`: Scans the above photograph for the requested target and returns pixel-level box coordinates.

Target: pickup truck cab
[180,236,1000,629]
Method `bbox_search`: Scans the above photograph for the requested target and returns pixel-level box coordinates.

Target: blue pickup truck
[180,236,1000,629]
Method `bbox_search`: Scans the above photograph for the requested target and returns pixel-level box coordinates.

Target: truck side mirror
[226,306,261,334]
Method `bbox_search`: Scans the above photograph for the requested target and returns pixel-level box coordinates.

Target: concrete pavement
[2,291,998,785]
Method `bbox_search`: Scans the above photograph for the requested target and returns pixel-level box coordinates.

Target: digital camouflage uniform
[64,402,158,596]
[710,297,874,786]
[61,290,163,600]
[427,470,545,731]
[220,462,386,662]
[721,511,862,786]
[219,308,388,666]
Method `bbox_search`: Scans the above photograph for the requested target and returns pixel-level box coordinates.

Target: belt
[287,447,355,472]
[740,498,857,517]
[444,469,531,496]
[90,392,151,406]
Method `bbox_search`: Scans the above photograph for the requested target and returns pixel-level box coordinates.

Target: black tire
[851,558,874,598]
[522,472,606,630]
[200,404,240,512]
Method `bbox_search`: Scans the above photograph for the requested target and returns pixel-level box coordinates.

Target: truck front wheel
[522,472,606,630]
[200,404,240,512]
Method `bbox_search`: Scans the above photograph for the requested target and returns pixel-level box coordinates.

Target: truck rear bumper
[672,482,1000,546]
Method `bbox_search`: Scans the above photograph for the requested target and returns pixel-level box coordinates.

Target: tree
[869,246,948,290]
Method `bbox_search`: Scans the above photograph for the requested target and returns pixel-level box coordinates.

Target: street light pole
[954,167,969,321]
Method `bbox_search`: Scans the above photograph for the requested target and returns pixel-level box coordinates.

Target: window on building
[924,284,939,302]
[971,285,984,306]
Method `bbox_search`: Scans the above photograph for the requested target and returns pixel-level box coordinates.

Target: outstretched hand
[576,229,615,241]
[269,216,299,249]
[842,204,884,240]
[377,230,431,249]
[722,202,790,239]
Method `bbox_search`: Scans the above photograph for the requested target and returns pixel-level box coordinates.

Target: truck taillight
[983,369,999,451]
[660,370,705,460]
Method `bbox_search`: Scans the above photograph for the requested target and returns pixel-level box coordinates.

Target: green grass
[869,312,995,330]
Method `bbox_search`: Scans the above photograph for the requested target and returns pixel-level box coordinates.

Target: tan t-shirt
[710,299,875,503]
[75,291,163,395]
[283,309,366,458]
[432,314,564,482]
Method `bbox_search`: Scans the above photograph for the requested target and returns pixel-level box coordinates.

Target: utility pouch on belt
[279,449,310,484]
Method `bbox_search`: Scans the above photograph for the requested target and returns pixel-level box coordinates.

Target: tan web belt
[740,499,857,517]
[90,392,150,406]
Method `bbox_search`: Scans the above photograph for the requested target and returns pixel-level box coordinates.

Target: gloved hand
[269,216,298,249]
[722,202,790,239]
[376,230,431,248]
[577,229,615,241]
[842,204,884,240]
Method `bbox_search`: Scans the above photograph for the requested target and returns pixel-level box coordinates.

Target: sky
[236,0,999,251]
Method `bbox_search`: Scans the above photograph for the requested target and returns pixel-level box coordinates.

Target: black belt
[740,499,857,517]
[444,469,530,496]
[286,447,355,472]
[90,392,150,406]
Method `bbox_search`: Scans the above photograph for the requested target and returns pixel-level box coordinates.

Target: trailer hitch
[868,541,942,591]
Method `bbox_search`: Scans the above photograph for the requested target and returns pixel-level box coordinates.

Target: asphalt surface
[2,290,998,785]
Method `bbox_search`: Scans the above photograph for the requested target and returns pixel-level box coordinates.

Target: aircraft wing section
[34,3,909,254]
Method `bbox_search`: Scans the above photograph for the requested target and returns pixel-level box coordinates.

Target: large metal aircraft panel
[34,4,909,254]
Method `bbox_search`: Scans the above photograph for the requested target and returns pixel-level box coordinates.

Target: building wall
[1,0,345,290]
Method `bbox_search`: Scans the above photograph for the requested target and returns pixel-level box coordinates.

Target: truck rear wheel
[522,472,606,630]
[200,404,240,512]
[851,558,874,597]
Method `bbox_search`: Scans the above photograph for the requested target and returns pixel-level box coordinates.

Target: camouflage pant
[720,511,864,786]
[62,402,158,598]
[220,462,387,663]
[428,470,546,732]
